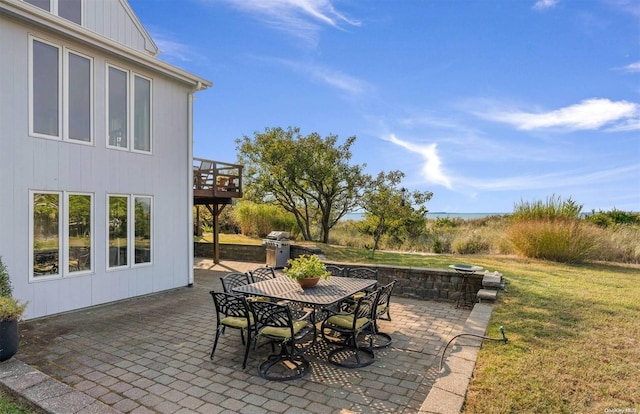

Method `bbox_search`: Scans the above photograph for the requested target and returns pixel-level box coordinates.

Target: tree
[236,127,368,242]
[359,171,433,257]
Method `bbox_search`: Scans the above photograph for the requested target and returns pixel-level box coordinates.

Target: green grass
[0,389,34,413]
[309,244,640,412]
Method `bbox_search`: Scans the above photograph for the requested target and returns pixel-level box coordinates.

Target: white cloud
[533,0,558,10]
[266,58,370,98]
[476,98,639,131]
[209,0,360,46]
[148,29,196,63]
[464,165,639,192]
[384,134,452,189]
[620,61,640,73]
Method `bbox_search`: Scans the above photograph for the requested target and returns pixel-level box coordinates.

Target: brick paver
[16,259,471,413]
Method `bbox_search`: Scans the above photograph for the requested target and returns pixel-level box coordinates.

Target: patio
[11,259,473,413]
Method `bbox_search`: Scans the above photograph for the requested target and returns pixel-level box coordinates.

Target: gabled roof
[118,0,158,56]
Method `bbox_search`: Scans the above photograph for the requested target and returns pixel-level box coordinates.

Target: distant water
[343,212,507,221]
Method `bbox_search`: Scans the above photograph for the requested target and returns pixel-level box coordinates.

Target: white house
[0,0,212,319]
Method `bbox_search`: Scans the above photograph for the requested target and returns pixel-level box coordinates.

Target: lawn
[313,244,639,413]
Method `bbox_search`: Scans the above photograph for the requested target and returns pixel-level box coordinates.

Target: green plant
[283,254,330,281]
[0,257,27,320]
[0,256,13,297]
[0,297,27,321]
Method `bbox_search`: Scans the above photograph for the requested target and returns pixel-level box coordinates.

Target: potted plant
[283,254,330,288]
[0,256,27,362]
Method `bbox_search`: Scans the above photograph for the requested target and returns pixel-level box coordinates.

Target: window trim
[107,194,154,271]
[29,190,94,282]
[23,0,83,25]
[106,64,153,154]
[29,35,62,140]
[131,74,153,154]
[64,48,94,145]
[65,192,94,275]
[29,35,94,144]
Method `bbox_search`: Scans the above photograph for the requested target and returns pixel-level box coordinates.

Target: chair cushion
[352,292,366,300]
[221,315,253,329]
[326,314,369,330]
[260,320,309,339]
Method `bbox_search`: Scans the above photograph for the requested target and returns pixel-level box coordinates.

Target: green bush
[0,256,13,298]
[586,209,640,227]
[506,219,602,263]
[233,201,298,238]
[451,232,491,254]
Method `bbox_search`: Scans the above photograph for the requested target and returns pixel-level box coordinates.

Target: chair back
[347,267,378,281]
[210,291,250,320]
[374,280,396,319]
[352,291,377,326]
[249,301,294,336]
[250,267,277,282]
[220,272,251,293]
[325,264,344,277]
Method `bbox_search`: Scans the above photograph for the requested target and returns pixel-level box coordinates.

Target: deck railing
[193,158,243,199]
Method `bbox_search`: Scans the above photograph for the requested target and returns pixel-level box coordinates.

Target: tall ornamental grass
[233,201,298,238]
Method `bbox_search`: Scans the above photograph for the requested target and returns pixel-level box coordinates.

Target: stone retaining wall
[195,242,483,303]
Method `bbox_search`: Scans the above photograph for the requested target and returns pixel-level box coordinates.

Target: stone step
[477,289,498,302]
[482,271,504,289]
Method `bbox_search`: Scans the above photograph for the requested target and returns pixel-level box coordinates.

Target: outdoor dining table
[232,275,377,313]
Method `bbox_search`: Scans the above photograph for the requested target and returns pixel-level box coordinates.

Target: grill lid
[266,231,290,241]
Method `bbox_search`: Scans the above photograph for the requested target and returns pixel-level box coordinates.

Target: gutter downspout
[187,88,196,287]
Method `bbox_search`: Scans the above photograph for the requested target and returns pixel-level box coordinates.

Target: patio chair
[220,272,251,293]
[325,264,344,277]
[249,300,316,381]
[249,266,277,283]
[320,290,378,368]
[366,279,397,349]
[339,267,379,310]
[209,291,255,369]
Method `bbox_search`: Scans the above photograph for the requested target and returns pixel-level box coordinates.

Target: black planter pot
[0,319,19,362]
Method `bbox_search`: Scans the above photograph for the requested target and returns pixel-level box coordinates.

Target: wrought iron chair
[249,300,316,381]
[209,291,255,369]
[220,272,251,293]
[339,267,379,309]
[320,290,378,368]
[249,266,277,283]
[366,279,397,349]
[325,264,345,277]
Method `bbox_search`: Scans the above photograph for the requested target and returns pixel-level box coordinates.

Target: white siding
[0,17,194,319]
[83,0,156,55]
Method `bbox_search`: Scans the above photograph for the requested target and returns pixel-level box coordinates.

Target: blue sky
[129,0,640,214]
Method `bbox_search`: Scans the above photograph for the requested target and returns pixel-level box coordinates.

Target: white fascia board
[0,0,212,90]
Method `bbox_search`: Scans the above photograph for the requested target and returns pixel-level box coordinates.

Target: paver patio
[13,259,472,413]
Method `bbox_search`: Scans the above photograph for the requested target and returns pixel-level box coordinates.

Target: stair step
[482,272,503,289]
[477,289,498,302]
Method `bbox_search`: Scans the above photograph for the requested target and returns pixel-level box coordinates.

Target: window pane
[68,194,91,273]
[134,197,151,264]
[108,67,127,148]
[24,0,50,11]
[133,76,151,152]
[32,40,59,137]
[33,193,59,276]
[108,196,128,267]
[58,0,82,24]
[68,53,91,142]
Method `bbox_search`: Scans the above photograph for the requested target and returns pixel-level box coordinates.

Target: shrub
[451,232,491,254]
[506,219,602,263]
[233,201,298,238]
[513,194,582,220]
[586,209,640,228]
[0,257,12,297]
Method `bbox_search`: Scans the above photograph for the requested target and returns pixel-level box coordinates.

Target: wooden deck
[193,157,243,205]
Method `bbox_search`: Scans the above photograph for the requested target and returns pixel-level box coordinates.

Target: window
[108,195,153,269]
[31,191,93,279]
[107,65,152,153]
[30,39,60,137]
[24,0,82,25]
[29,36,93,144]
[66,51,92,142]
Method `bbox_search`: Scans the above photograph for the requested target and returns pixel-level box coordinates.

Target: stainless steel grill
[262,231,291,268]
